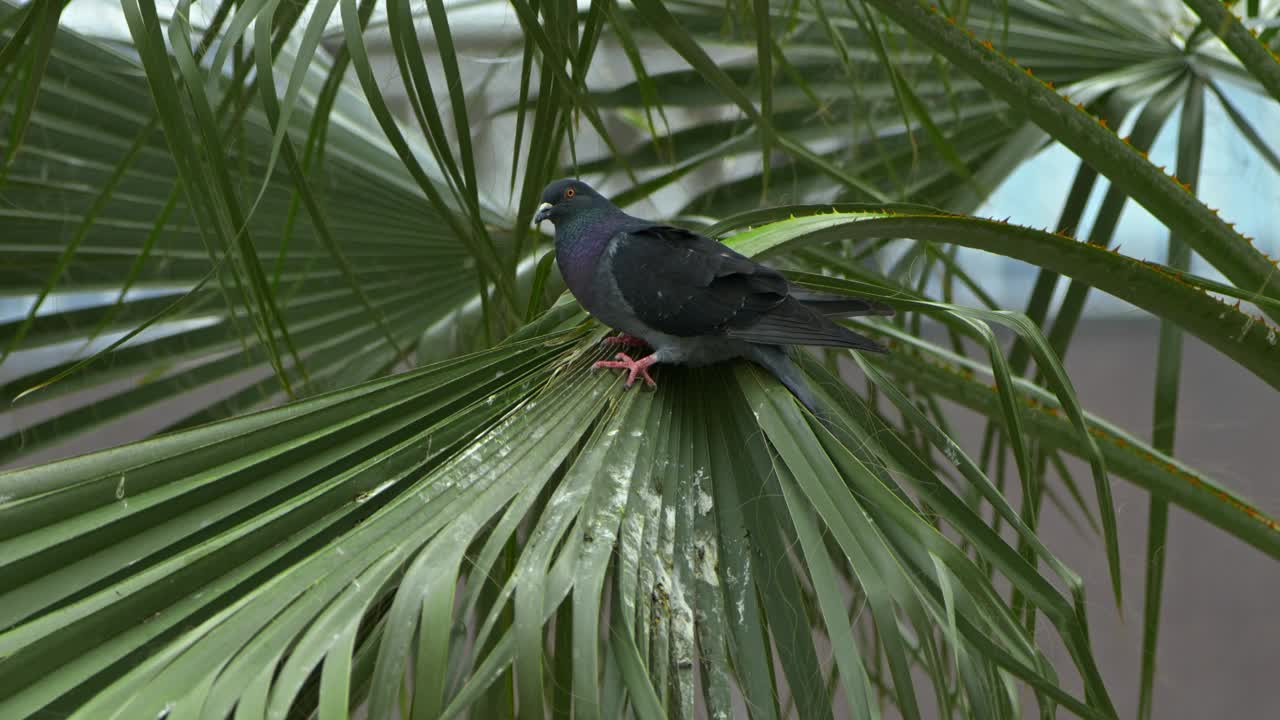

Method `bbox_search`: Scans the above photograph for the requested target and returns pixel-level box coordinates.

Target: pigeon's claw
[593,352,658,388]
[602,333,649,349]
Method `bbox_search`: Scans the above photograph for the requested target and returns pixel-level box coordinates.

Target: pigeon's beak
[533,202,553,226]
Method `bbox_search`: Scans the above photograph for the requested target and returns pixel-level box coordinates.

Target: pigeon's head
[534,178,607,226]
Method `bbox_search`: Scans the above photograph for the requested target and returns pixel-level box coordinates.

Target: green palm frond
[0,292,1128,719]
[2,0,1279,717]
[1,0,524,462]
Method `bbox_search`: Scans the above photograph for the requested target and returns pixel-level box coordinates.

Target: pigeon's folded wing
[609,224,787,336]
[609,225,887,352]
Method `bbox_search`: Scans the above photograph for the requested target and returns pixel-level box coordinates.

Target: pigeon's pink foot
[593,352,658,388]
[602,334,649,349]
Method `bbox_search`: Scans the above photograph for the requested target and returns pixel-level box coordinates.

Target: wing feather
[789,289,895,317]
[609,223,887,352]
[724,297,888,352]
[610,224,786,336]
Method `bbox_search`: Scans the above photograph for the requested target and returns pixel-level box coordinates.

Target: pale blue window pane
[974,84,1280,317]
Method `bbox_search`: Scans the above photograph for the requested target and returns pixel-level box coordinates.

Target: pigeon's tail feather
[746,345,827,420]
[727,298,889,354]
[790,289,895,318]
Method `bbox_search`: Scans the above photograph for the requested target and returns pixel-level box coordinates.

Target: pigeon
[533,178,893,414]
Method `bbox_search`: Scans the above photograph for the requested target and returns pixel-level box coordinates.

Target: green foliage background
[1,0,1279,717]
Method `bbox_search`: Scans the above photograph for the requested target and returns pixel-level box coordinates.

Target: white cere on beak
[534,202,553,226]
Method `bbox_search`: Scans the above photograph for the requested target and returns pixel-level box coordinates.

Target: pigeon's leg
[602,333,649,349]
[593,352,659,388]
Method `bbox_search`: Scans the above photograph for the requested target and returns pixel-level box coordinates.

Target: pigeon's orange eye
[564,187,576,199]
